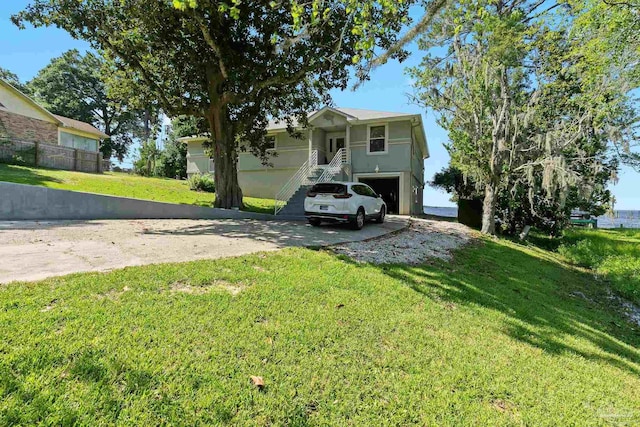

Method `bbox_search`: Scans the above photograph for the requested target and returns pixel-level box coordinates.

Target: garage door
[358,177,400,214]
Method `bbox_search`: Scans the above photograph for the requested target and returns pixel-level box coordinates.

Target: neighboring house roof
[53,114,109,139]
[0,78,108,139]
[0,79,63,125]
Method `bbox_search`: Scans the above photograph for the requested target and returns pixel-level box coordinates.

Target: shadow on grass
[0,163,63,186]
[335,238,640,376]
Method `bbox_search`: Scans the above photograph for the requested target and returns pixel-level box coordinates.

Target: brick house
[0,79,108,152]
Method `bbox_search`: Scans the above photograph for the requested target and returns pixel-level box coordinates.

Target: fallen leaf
[336,304,345,309]
[250,376,265,390]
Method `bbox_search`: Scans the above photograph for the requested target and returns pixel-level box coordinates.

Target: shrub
[188,173,215,193]
[597,255,640,303]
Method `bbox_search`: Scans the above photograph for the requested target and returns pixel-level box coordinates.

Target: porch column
[346,124,351,163]
[308,128,313,161]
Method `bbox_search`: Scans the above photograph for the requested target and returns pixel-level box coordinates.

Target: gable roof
[0,79,108,139]
[267,107,418,130]
[54,114,109,139]
[0,79,62,125]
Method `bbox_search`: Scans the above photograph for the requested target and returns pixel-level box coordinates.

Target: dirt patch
[332,218,474,264]
[40,299,59,312]
[96,286,131,301]
[170,280,245,296]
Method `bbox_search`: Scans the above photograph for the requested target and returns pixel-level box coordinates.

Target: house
[0,79,108,152]
[180,106,429,215]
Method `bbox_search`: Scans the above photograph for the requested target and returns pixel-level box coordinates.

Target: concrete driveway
[0,216,408,283]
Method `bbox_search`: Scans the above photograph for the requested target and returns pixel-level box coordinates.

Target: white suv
[304,182,386,230]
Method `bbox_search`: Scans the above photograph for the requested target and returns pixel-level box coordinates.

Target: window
[362,185,378,197]
[309,183,347,195]
[352,185,373,196]
[265,136,276,151]
[367,125,387,154]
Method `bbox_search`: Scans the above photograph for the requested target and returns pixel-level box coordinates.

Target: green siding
[350,143,411,174]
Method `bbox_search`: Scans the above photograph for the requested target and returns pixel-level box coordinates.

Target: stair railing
[315,148,347,184]
[274,150,318,215]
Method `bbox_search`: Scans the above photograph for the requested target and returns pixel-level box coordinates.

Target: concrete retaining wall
[0,181,278,221]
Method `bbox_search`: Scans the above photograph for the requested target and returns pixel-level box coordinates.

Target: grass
[558,228,640,304]
[1,237,639,425]
[0,163,275,214]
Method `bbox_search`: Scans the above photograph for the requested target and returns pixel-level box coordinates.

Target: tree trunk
[481,181,498,235]
[208,105,243,209]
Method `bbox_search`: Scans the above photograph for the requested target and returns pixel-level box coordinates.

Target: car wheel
[308,218,322,227]
[351,208,365,230]
[375,206,386,224]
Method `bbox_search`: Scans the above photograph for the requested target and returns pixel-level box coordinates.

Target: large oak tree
[14,0,416,208]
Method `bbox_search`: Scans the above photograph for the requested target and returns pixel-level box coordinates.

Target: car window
[312,183,346,194]
[351,185,367,196]
[363,185,377,197]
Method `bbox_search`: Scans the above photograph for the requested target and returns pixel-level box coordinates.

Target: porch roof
[266,106,417,131]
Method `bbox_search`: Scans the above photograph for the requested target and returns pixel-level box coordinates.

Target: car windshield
[311,183,346,194]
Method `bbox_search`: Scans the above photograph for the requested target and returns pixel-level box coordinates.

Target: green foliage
[0,163,274,213]
[431,165,613,236]
[1,240,639,424]
[26,50,146,161]
[133,140,162,177]
[559,229,640,303]
[0,67,30,94]
[187,173,215,193]
[156,139,187,179]
[410,0,629,234]
[430,166,481,201]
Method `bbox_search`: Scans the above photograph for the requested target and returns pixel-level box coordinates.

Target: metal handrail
[274,150,318,215]
[315,148,347,183]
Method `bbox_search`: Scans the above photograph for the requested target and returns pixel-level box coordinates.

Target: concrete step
[278,185,310,217]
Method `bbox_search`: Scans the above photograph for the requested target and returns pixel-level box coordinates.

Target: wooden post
[97,152,102,173]
[74,149,79,171]
[34,141,39,167]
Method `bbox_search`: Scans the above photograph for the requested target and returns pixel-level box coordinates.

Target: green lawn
[1,235,639,425]
[0,163,275,214]
[559,228,640,303]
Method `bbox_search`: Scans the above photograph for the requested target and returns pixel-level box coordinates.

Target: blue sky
[1,1,638,209]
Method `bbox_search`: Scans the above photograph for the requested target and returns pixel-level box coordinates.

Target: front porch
[306,107,355,167]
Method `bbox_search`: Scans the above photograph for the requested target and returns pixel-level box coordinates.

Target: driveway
[0,216,408,283]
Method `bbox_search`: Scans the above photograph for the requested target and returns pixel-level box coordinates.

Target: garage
[358,176,400,214]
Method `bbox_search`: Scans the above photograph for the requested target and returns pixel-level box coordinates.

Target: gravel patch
[332,218,474,264]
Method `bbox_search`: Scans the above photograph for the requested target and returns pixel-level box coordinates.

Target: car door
[350,185,369,214]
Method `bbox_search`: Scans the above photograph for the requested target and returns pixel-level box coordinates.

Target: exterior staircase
[274,149,348,218]
[277,185,311,217]
[276,166,324,217]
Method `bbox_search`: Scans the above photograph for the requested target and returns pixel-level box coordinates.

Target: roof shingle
[53,114,109,139]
